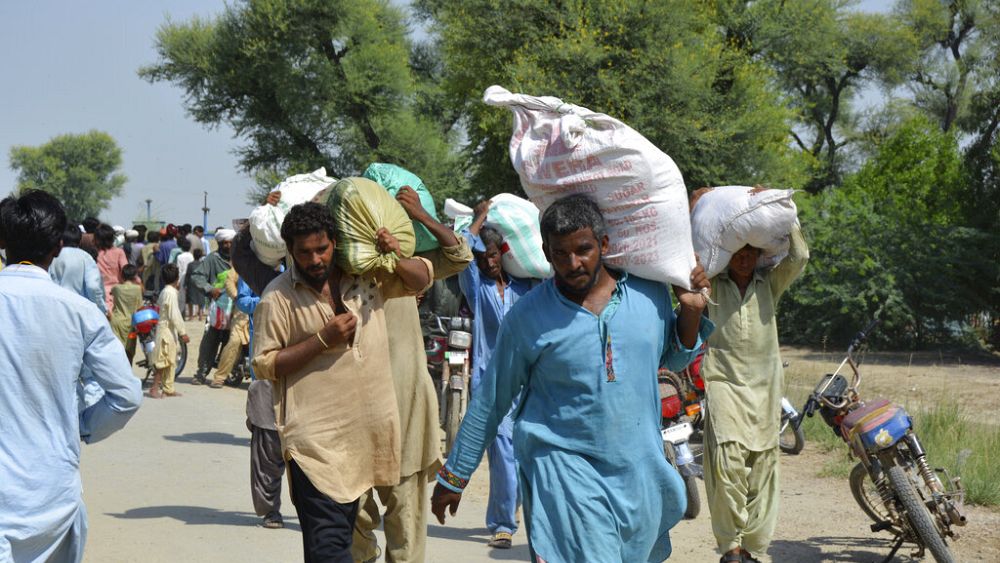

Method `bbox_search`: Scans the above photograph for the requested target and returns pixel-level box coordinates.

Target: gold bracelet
[315,331,330,349]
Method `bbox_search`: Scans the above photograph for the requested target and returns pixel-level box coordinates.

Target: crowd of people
[0,182,807,563]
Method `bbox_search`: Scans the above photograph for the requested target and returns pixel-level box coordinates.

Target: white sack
[449,194,552,279]
[248,168,336,267]
[483,85,695,289]
[690,186,798,278]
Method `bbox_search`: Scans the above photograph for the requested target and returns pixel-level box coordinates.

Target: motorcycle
[659,369,703,519]
[224,344,252,388]
[675,352,805,456]
[795,319,966,563]
[131,291,187,384]
[424,313,473,456]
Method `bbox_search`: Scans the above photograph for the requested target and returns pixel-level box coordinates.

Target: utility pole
[145,199,152,221]
[201,191,209,232]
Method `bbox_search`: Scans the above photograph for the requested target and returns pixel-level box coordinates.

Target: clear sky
[1,0,889,229]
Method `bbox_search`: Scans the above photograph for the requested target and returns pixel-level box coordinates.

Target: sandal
[488,532,513,549]
[209,382,224,389]
[261,512,283,529]
[741,550,761,563]
[719,553,742,563]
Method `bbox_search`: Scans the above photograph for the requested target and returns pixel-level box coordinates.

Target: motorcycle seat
[841,398,892,434]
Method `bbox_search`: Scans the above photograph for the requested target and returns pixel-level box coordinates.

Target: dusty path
[79,322,1000,562]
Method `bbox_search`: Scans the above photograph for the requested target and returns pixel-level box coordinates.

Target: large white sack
[690,186,798,278]
[448,194,552,279]
[483,85,695,289]
[248,168,337,267]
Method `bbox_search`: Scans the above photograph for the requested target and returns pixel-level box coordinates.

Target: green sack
[362,163,440,253]
[320,177,416,275]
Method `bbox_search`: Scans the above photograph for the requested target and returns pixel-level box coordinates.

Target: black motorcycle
[796,320,966,562]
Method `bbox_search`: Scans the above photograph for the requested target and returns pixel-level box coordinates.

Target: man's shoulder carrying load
[362,163,441,254]
[315,177,416,276]
[690,186,798,278]
[248,168,336,267]
[483,85,696,289]
[447,193,552,280]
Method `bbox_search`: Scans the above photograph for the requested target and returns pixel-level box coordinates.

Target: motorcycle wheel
[778,414,805,455]
[849,462,903,537]
[886,464,955,563]
[444,388,462,457]
[175,340,187,377]
[683,473,701,519]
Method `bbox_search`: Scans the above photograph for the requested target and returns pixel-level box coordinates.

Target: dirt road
[79,323,1000,562]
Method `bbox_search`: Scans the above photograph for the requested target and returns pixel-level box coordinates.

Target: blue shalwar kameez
[438,272,712,562]
[0,265,142,562]
[458,230,532,536]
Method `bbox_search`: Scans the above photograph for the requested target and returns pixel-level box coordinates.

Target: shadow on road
[427,525,530,560]
[164,432,250,447]
[107,505,301,532]
[770,535,919,562]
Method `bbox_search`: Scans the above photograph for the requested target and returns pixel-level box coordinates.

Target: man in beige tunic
[252,202,432,562]
[352,187,473,563]
[698,188,809,563]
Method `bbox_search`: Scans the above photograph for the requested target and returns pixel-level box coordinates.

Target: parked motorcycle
[131,291,187,384]
[224,344,252,387]
[795,319,966,563]
[674,353,805,456]
[659,369,703,519]
[425,313,473,456]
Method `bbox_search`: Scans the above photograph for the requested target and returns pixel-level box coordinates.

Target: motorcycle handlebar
[848,318,880,354]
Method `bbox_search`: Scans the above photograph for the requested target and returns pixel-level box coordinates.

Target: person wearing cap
[189,228,235,384]
[122,229,140,266]
[155,224,179,266]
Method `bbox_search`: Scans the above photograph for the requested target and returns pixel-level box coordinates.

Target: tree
[714,0,918,192]
[780,116,995,348]
[415,0,807,202]
[8,131,127,221]
[139,0,465,204]
[898,0,993,132]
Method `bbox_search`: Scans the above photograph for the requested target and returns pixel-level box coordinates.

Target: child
[110,264,144,365]
[150,264,189,398]
[175,237,194,319]
[185,247,206,321]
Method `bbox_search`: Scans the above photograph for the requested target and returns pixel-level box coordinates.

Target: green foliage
[897,0,994,133]
[780,115,996,347]
[140,0,465,205]
[914,401,1000,506]
[416,0,807,201]
[715,0,918,192]
[8,131,127,222]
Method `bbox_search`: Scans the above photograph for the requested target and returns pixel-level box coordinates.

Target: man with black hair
[79,216,100,258]
[432,194,713,563]
[252,201,432,562]
[454,199,531,550]
[50,223,107,315]
[0,190,142,562]
[190,228,235,383]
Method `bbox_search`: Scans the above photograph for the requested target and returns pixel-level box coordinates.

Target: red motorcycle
[131,291,187,384]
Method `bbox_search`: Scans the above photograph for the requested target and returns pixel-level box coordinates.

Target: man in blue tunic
[0,190,143,562]
[459,200,533,549]
[432,194,712,562]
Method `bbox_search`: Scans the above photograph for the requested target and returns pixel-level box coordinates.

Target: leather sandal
[488,531,513,549]
[719,553,743,563]
[741,550,761,563]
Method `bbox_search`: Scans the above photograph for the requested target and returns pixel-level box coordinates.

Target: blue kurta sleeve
[437,315,530,492]
[457,231,483,312]
[84,258,107,314]
[236,278,260,316]
[661,311,714,373]
[78,316,143,443]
